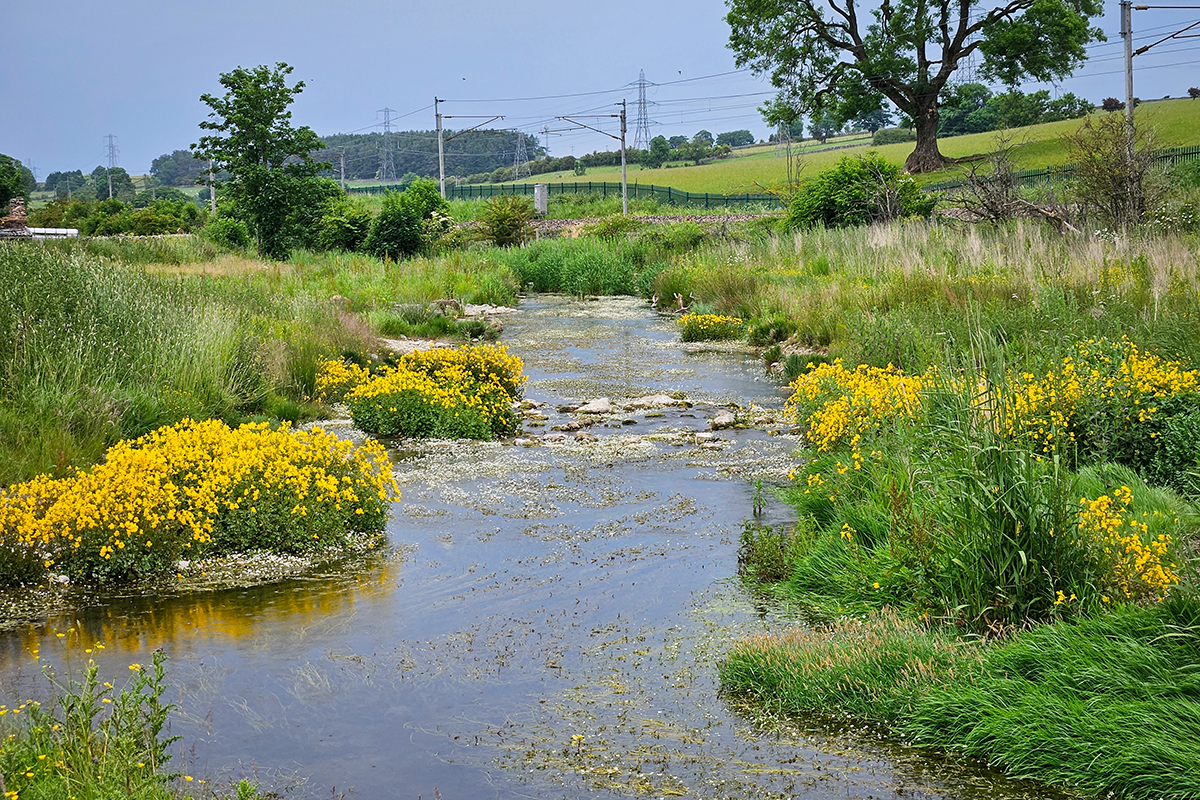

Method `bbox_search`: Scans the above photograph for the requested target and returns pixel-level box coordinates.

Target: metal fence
[350,180,782,208]
[923,145,1200,193]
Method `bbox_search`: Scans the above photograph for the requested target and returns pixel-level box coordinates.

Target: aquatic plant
[0,419,398,586]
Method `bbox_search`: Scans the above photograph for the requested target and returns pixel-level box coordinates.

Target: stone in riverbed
[543,432,569,443]
[710,410,736,430]
[625,394,678,409]
[574,430,598,443]
[576,398,612,414]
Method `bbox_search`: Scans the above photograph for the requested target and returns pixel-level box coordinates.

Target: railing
[350,180,782,208]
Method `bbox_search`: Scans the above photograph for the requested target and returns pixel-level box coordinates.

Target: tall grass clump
[0,242,372,485]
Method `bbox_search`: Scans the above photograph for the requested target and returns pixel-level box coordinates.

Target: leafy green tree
[1190,87,1200,100]
[853,109,893,133]
[716,129,755,147]
[0,155,30,211]
[88,165,135,201]
[667,135,689,149]
[44,170,86,197]
[363,179,449,260]
[727,0,1104,172]
[693,129,715,147]
[644,136,671,169]
[191,62,327,259]
[808,113,841,143]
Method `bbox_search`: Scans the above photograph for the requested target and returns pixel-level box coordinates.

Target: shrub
[479,195,536,247]
[317,196,373,252]
[203,216,253,249]
[785,153,936,228]
[747,314,800,347]
[0,419,398,585]
[365,191,424,260]
[582,213,644,240]
[872,127,917,145]
[341,344,525,440]
[678,313,744,342]
[1062,112,1167,228]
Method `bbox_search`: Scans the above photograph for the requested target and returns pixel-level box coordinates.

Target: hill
[497,98,1200,194]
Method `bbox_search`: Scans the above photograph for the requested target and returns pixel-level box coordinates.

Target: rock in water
[576,398,612,414]
[710,410,736,430]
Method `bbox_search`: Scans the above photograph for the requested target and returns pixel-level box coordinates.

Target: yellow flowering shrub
[1078,485,1178,601]
[786,359,924,453]
[678,313,744,342]
[342,343,525,440]
[315,358,373,402]
[0,419,399,585]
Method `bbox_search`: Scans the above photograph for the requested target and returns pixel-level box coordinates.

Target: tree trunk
[904,101,947,174]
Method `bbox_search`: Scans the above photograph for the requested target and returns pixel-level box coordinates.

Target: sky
[6,0,1199,179]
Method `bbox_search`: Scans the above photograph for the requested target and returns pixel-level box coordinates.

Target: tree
[1101,97,1125,112]
[809,113,841,143]
[44,170,86,197]
[727,0,1104,172]
[89,165,135,201]
[854,108,893,133]
[716,129,755,147]
[191,62,327,259]
[0,155,26,211]
[644,135,671,169]
[1189,87,1199,100]
[667,135,689,149]
[693,130,715,147]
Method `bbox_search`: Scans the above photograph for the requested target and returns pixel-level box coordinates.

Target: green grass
[495,100,1200,194]
[721,600,1200,799]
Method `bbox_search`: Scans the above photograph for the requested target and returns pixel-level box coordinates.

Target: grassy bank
[721,601,1200,799]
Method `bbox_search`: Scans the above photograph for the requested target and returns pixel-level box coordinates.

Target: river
[0,296,1067,799]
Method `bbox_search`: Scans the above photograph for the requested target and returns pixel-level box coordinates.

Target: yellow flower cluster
[786,360,924,453]
[0,419,398,585]
[315,358,373,402]
[338,344,525,440]
[1078,485,1178,601]
[678,313,744,342]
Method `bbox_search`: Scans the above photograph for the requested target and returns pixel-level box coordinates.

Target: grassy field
[499,99,1200,193]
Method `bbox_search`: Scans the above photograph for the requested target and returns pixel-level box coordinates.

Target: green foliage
[581,213,645,240]
[785,153,936,228]
[716,130,755,147]
[738,519,814,583]
[27,197,205,237]
[479,195,536,247]
[726,0,1104,170]
[747,313,800,347]
[203,216,253,250]
[365,191,423,260]
[0,154,30,210]
[191,62,327,259]
[317,195,373,252]
[644,136,672,169]
[0,650,181,800]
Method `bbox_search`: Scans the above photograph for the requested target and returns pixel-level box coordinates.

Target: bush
[317,196,373,252]
[1063,112,1166,228]
[872,127,916,145]
[0,419,398,585]
[479,195,536,247]
[365,191,423,260]
[340,344,525,440]
[203,216,253,249]
[678,313,744,342]
[785,153,936,228]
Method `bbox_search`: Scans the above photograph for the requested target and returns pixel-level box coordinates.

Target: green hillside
[504,98,1200,194]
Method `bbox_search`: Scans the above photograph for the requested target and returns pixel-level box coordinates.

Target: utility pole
[619,100,628,216]
[435,97,446,198]
[208,159,216,213]
[556,102,629,216]
[1121,0,1135,162]
[378,107,397,183]
[436,99,504,200]
[632,70,653,151]
[104,134,119,199]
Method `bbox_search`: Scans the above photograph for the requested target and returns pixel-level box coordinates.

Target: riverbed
[0,296,1068,799]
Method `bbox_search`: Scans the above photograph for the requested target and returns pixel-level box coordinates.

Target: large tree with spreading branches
[726,0,1104,172]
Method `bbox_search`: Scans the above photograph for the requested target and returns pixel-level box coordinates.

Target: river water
[0,296,1065,800]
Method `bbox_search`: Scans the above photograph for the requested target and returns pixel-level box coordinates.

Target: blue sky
[6,0,1198,178]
